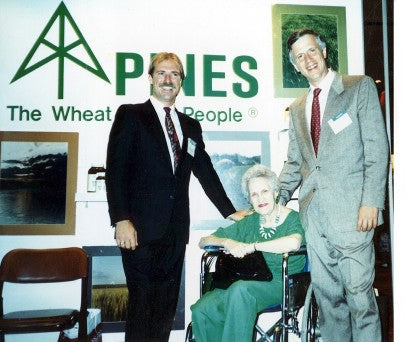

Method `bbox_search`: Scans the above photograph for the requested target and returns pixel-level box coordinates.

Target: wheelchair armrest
[282,245,308,276]
[202,247,226,261]
[203,245,225,253]
[286,245,307,257]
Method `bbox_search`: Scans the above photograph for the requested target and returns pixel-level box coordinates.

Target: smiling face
[248,176,276,216]
[291,34,328,87]
[148,59,182,106]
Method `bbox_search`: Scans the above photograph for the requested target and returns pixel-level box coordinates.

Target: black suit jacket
[106,100,235,245]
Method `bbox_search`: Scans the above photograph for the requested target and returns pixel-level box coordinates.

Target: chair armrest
[287,245,307,257]
[203,245,225,253]
[282,245,308,275]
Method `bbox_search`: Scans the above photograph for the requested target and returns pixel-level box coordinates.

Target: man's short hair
[287,29,327,65]
[148,52,185,80]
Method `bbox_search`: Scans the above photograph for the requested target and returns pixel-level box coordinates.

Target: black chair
[185,246,320,342]
[0,247,89,341]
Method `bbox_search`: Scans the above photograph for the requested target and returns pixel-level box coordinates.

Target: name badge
[187,138,197,156]
[328,110,352,134]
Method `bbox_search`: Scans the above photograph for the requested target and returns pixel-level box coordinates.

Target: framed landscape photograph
[191,131,270,230]
[272,4,348,98]
[0,131,78,235]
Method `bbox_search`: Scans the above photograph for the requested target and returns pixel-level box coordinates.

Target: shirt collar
[150,96,175,115]
[310,69,335,94]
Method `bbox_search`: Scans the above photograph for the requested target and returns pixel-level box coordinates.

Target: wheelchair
[185,246,321,342]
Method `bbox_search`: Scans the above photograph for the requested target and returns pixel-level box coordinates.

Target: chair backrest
[0,247,89,339]
[0,247,88,283]
[302,253,310,272]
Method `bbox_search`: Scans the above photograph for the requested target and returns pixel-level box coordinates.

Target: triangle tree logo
[11,2,110,99]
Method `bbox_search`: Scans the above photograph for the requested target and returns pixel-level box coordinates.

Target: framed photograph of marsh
[0,131,78,235]
[83,246,185,332]
[190,131,270,230]
[272,4,348,98]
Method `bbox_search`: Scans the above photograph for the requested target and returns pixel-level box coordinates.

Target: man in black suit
[106,52,244,342]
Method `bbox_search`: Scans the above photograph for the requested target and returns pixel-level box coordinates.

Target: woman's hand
[227,241,255,258]
[199,236,256,257]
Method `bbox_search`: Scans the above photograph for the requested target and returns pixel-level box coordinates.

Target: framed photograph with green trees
[272,4,348,98]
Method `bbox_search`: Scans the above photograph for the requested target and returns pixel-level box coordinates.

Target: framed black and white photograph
[191,131,270,230]
[0,131,78,235]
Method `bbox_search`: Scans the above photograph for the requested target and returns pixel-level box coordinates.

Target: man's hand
[115,220,138,250]
[227,210,251,222]
[357,205,379,232]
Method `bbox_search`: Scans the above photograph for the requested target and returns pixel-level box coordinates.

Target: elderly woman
[190,164,306,342]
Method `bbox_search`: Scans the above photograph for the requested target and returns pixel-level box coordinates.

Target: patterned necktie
[164,107,181,170]
[310,88,322,156]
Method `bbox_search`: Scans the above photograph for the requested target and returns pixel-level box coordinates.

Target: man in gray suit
[279,29,389,341]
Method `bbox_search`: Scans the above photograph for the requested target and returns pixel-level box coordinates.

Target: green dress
[191,210,306,342]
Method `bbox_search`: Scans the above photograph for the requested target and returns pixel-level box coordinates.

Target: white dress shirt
[305,69,335,130]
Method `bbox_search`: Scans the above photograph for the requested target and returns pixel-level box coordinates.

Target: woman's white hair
[241,164,281,201]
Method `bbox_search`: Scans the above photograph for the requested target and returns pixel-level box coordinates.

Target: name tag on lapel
[328,110,352,134]
[187,138,197,156]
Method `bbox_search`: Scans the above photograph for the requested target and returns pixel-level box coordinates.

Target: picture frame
[191,131,270,230]
[272,4,348,98]
[0,131,78,235]
[83,246,185,333]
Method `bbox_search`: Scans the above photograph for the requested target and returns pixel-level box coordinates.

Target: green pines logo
[11,2,110,99]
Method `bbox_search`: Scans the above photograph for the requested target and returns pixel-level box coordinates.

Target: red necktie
[310,88,322,156]
[164,107,181,170]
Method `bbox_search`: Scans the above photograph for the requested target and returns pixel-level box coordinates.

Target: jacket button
[316,166,320,170]
[312,188,316,192]
[169,195,174,199]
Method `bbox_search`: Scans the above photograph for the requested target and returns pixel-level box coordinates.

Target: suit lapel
[292,93,315,160]
[176,109,189,172]
[318,73,345,155]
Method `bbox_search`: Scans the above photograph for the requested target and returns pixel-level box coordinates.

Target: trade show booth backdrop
[0,0,364,340]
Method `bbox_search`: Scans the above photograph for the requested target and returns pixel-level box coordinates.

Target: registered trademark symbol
[248,107,258,118]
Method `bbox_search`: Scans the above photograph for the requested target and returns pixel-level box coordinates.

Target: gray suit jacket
[279,72,389,232]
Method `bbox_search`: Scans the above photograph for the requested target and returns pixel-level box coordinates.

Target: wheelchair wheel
[253,326,281,342]
[301,285,321,342]
[264,327,281,342]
